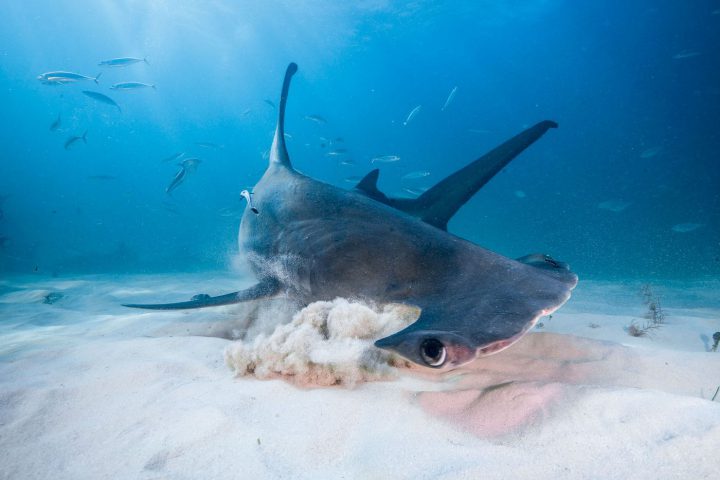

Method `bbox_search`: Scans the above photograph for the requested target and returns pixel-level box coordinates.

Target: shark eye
[420,338,446,367]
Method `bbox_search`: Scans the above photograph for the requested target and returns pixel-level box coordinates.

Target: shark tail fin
[94,72,102,84]
[81,131,88,144]
[144,57,149,65]
[269,63,298,170]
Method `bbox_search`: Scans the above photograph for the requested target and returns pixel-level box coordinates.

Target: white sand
[1,274,719,479]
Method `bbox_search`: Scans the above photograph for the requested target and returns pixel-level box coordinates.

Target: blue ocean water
[0,0,718,280]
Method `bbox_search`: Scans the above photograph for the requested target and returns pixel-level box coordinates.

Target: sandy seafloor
[1,273,719,480]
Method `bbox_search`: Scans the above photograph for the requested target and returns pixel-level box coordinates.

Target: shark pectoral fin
[358,121,558,229]
[414,120,558,230]
[122,279,280,310]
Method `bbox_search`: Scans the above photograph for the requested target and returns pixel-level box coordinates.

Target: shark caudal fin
[355,121,558,230]
[269,63,298,170]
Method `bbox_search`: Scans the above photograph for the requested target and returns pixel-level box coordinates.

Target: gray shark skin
[125,63,577,370]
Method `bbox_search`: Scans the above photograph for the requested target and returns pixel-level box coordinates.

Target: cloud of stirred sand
[224,299,418,387]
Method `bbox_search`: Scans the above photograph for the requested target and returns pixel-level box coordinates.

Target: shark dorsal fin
[354,169,390,202]
[269,63,298,169]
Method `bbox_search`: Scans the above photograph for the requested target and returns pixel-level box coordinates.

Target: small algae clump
[711,332,720,352]
[627,284,666,338]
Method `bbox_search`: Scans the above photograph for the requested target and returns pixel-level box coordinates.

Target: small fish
[264,99,276,109]
[284,133,293,140]
[110,82,156,90]
[597,200,631,212]
[64,131,87,150]
[165,167,187,195]
[241,108,252,116]
[402,187,424,196]
[82,91,122,113]
[162,152,185,163]
[88,175,116,180]
[37,71,102,84]
[640,146,662,158]
[304,114,327,124]
[98,57,148,67]
[672,50,701,59]
[326,149,348,156]
[50,114,62,131]
[403,105,422,126]
[371,155,401,164]
[180,158,201,171]
[338,158,356,166]
[514,190,526,199]
[401,171,430,181]
[195,142,222,149]
[344,176,362,183]
[240,190,259,214]
[441,86,458,111]
[671,223,704,233]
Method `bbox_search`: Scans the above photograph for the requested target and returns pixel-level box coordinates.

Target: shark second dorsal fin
[354,169,389,203]
[269,63,298,169]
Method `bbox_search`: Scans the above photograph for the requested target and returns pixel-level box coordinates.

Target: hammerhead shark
[125,63,577,369]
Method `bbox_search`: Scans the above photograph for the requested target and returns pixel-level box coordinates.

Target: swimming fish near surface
[402,187,425,196]
[98,57,148,67]
[110,82,156,90]
[671,223,704,233]
[597,200,631,212]
[304,114,327,124]
[38,71,102,84]
[403,105,422,126]
[180,158,202,171]
[264,99,276,109]
[64,131,87,150]
[401,171,431,181]
[639,146,662,158]
[82,91,122,113]
[672,50,701,59]
[50,114,62,131]
[195,142,222,149]
[162,152,185,163]
[165,167,187,195]
[371,155,401,164]
[326,149,348,156]
[441,86,458,111]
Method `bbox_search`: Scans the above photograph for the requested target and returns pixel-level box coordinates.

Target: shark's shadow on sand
[125,63,578,370]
